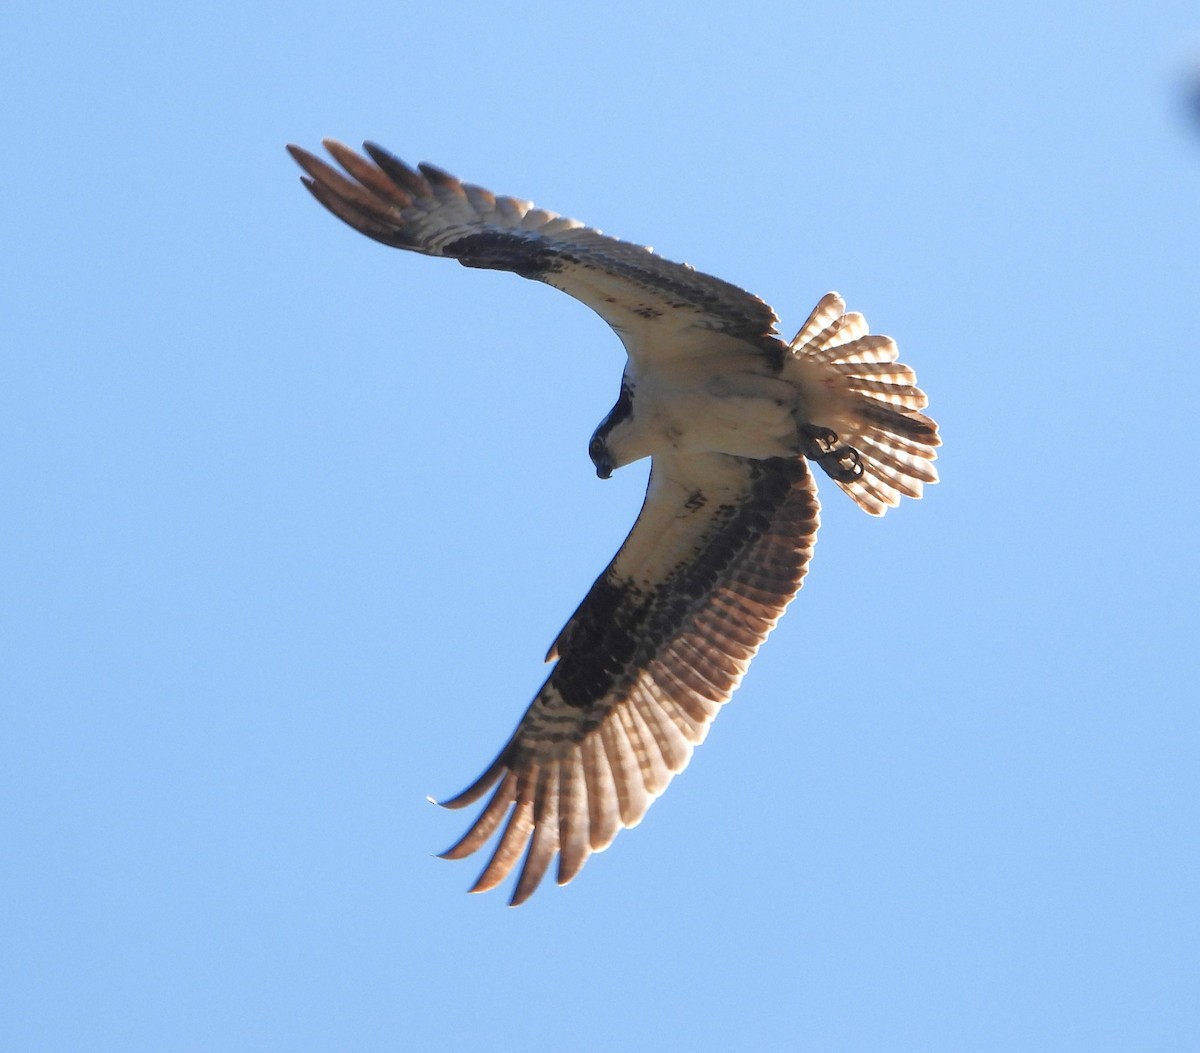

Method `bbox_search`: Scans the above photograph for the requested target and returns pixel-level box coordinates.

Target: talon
[820,445,863,482]
[799,423,839,458]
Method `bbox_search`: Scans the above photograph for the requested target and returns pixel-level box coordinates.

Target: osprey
[288,140,939,904]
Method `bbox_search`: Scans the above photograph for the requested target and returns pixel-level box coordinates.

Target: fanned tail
[787,292,940,516]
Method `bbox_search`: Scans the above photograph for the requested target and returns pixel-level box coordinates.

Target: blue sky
[4,1,1198,1049]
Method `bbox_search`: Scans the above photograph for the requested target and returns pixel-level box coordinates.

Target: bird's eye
[589,437,604,460]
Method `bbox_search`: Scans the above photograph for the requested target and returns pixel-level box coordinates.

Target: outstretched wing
[286,140,780,362]
[438,452,820,904]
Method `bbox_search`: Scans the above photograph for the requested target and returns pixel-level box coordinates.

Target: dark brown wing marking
[437,453,820,904]
[286,140,781,360]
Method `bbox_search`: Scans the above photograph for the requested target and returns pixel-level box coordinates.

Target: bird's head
[589,380,638,480]
[588,432,614,479]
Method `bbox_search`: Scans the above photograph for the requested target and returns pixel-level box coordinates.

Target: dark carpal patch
[442,231,571,280]
[552,577,654,710]
[547,457,810,716]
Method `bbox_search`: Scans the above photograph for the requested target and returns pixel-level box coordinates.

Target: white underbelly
[634,362,800,460]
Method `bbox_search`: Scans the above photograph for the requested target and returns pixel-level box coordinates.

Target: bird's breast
[632,360,801,460]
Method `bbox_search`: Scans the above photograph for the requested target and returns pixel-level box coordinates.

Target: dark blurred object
[1187,64,1200,136]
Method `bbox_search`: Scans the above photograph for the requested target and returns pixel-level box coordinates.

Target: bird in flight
[287,140,939,904]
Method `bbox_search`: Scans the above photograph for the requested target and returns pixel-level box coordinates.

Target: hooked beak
[595,458,613,480]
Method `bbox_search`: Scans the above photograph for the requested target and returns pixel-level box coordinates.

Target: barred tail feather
[788,292,940,516]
